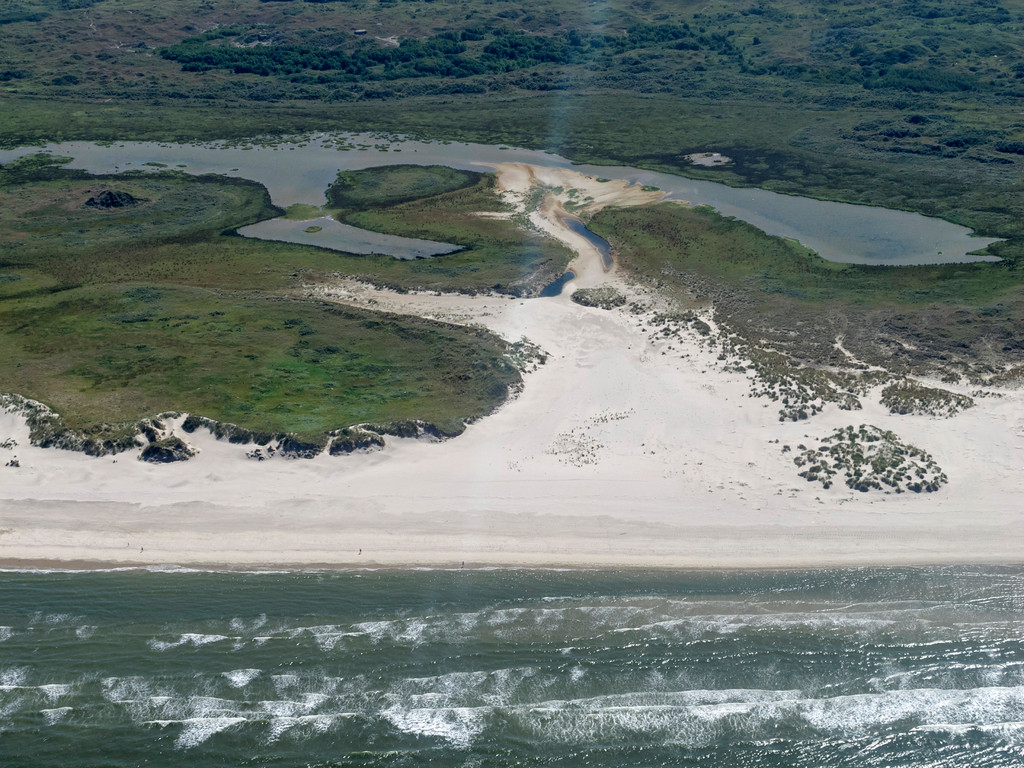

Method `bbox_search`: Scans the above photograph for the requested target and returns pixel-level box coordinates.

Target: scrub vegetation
[0,157,522,447]
[594,203,1024,383]
[793,425,948,494]
[1,0,1022,243]
[2,0,1024,452]
[324,166,573,295]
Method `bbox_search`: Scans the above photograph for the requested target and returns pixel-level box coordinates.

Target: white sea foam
[267,713,337,742]
[41,706,72,725]
[383,704,488,747]
[0,627,13,643]
[148,633,231,652]
[348,606,594,647]
[28,613,82,628]
[102,676,155,703]
[74,625,96,640]
[148,716,248,749]
[609,611,908,640]
[271,674,300,694]
[284,624,362,652]
[260,698,319,718]
[794,685,1024,737]
[389,667,542,709]
[229,614,268,633]
[135,695,249,742]
[0,667,28,688]
[871,660,1024,691]
[425,685,1024,747]
[299,600,958,652]
[913,720,1024,743]
[547,689,802,709]
[38,683,72,703]
[353,618,432,646]
[223,669,261,688]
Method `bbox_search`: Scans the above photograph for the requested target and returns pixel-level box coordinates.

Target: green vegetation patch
[0,162,524,447]
[0,283,519,439]
[327,164,478,211]
[2,0,1024,265]
[570,285,626,310]
[880,381,974,417]
[0,157,280,261]
[284,202,321,220]
[594,202,1024,381]
[792,424,947,493]
[319,167,573,296]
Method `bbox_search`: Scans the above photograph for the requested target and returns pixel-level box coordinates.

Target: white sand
[1,165,1023,570]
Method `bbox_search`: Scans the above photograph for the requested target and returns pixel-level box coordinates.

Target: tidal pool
[238,216,461,259]
[0,135,1001,265]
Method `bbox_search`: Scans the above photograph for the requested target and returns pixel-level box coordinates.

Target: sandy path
[1,165,1023,569]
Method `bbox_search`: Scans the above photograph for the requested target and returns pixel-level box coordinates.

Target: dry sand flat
[1,166,1023,569]
[491,163,667,285]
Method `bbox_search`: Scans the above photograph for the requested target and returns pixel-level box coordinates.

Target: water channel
[0,134,1000,266]
[562,216,614,270]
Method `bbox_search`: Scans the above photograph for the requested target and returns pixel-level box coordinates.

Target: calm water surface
[238,216,461,259]
[0,135,1001,265]
[563,217,613,269]
[1,567,1022,766]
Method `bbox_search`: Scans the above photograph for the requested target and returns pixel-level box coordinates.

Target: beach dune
[1,165,1022,570]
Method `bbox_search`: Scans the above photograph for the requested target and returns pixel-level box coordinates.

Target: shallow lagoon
[0,134,1001,266]
[238,215,461,259]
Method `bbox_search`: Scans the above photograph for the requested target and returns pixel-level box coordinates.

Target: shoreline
[2,164,1023,572]
[3,557,1023,574]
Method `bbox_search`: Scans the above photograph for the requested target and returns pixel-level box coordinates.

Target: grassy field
[323,166,573,295]
[3,0,1024,445]
[594,203,1024,380]
[0,283,518,436]
[327,164,478,211]
[0,0,1021,247]
[0,162,523,444]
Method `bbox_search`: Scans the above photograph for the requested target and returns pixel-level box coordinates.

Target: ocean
[1,567,1022,766]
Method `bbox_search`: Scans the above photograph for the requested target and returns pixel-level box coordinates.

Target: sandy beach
[2,164,1023,570]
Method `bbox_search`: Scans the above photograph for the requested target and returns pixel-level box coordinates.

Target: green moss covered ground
[0,160,522,442]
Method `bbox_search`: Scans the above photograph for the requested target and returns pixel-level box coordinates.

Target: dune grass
[0,163,522,440]
[322,167,573,295]
[595,202,1024,380]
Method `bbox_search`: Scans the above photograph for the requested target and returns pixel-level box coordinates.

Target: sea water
[1,567,1022,766]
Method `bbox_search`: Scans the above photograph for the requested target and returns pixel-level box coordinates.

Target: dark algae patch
[84,189,144,209]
